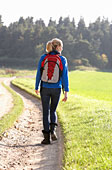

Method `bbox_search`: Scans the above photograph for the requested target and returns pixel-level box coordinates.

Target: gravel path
[0,78,63,170]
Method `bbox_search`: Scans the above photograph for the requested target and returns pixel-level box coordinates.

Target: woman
[35,38,69,144]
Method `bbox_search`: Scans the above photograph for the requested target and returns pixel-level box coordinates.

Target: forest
[0,15,112,70]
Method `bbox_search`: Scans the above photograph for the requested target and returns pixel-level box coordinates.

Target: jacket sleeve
[62,57,69,92]
[35,58,42,90]
[35,54,46,90]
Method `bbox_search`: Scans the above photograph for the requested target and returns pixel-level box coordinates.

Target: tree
[0,15,3,28]
[0,15,112,70]
[35,43,44,58]
[48,18,57,27]
[76,17,87,40]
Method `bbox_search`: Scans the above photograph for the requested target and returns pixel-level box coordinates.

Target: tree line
[0,15,112,70]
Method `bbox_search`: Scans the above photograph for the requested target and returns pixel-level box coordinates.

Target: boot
[50,123,58,141]
[41,130,51,144]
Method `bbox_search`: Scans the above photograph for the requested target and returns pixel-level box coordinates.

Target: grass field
[69,71,112,102]
[12,70,112,170]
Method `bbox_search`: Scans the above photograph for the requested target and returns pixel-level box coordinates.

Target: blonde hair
[46,38,63,53]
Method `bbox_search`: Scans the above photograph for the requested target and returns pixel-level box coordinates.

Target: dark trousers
[40,87,61,132]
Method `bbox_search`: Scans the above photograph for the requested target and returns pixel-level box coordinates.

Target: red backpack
[40,54,63,83]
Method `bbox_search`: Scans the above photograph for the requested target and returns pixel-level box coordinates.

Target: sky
[0,0,112,26]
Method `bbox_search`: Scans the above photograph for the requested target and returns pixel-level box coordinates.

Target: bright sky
[0,0,112,26]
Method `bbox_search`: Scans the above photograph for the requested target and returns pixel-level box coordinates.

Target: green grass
[58,95,112,170]
[12,78,40,99]
[69,71,112,102]
[0,83,24,136]
[11,71,112,170]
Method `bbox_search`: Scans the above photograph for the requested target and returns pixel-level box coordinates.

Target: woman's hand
[35,89,39,95]
[62,91,68,102]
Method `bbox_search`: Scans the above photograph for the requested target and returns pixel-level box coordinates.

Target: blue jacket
[35,51,69,92]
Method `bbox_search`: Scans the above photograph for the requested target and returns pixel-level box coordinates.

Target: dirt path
[0,78,13,118]
[0,78,63,170]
